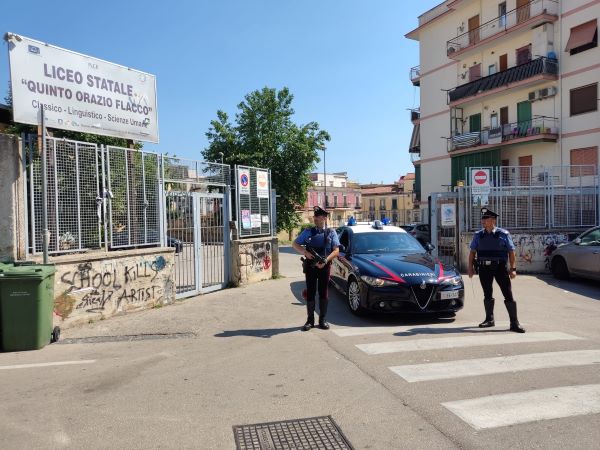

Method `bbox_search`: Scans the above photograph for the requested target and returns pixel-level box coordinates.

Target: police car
[330,220,464,315]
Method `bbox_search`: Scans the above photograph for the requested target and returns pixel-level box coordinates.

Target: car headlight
[441,275,463,286]
[360,275,398,287]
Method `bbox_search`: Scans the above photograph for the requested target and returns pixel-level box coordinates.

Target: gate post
[223,186,231,286]
[430,194,439,259]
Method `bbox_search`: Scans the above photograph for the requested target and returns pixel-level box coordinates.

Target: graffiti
[263,255,272,270]
[515,233,568,265]
[58,256,172,315]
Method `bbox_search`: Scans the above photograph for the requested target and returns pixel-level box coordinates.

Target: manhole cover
[233,416,354,450]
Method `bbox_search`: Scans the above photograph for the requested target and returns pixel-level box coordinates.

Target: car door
[330,228,347,289]
[334,229,354,293]
[570,229,600,279]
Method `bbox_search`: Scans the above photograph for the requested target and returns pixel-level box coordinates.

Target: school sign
[7,33,159,142]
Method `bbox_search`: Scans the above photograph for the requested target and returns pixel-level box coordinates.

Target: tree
[202,87,330,235]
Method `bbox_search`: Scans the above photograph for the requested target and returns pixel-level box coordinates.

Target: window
[392,198,398,210]
[490,113,499,129]
[333,195,338,207]
[565,20,598,55]
[488,64,497,75]
[498,2,507,28]
[379,199,386,210]
[339,230,349,248]
[570,83,598,116]
[343,195,347,207]
[369,199,375,210]
[570,147,598,177]
[579,228,600,246]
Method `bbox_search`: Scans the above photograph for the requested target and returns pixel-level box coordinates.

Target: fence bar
[75,142,82,249]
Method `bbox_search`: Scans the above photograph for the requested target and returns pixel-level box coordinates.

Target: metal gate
[430,192,460,267]
[165,190,230,298]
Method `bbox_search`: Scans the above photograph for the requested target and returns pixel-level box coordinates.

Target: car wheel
[347,278,364,316]
[551,257,570,280]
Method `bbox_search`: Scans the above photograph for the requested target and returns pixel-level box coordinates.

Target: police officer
[468,207,525,333]
[292,206,340,331]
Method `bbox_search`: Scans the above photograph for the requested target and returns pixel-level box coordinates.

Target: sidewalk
[53,248,457,449]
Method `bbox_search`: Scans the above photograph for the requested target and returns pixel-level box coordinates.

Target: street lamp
[323,148,327,208]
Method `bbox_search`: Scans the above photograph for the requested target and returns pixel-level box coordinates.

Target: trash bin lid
[0,264,56,280]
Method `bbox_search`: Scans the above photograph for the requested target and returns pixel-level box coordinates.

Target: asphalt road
[1,246,599,449]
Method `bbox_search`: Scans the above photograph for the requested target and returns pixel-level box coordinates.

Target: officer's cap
[313,206,329,217]
[480,207,499,219]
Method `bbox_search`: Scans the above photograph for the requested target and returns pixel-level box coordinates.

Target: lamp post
[323,148,327,208]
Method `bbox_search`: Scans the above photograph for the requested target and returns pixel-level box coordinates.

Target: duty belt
[478,260,506,266]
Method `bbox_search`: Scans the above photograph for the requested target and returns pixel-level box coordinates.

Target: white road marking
[390,349,600,382]
[0,360,96,370]
[443,384,600,430]
[356,332,582,355]
[332,321,513,337]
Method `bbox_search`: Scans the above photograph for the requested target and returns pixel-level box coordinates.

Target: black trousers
[304,263,331,324]
[478,263,515,303]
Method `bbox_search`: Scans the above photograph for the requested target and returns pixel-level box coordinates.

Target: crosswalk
[331,323,600,430]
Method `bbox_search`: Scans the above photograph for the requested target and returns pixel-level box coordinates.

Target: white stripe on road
[356,332,582,355]
[332,322,513,337]
[0,360,96,370]
[390,349,600,382]
[443,384,600,429]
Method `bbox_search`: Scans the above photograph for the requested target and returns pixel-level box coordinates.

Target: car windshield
[352,232,425,254]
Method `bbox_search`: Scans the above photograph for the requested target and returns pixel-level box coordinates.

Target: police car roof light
[372,220,384,230]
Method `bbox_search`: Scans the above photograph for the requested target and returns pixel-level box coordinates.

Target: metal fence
[235,165,272,238]
[25,136,102,254]
[464,165,599,231]
[25,135,231,255]
[106,146,161,249]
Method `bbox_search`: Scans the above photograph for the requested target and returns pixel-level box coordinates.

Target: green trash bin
[0,263,60,352]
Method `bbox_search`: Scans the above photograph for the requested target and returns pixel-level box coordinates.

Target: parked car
[400,223,431,246]
[331,220,464,316]
[550,226,600,281]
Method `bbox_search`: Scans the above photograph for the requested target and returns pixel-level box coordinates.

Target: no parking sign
[239,169,250,195]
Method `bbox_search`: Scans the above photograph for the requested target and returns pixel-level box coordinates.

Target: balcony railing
[448,116,558,151]
[446,0,559,56]
[410,65,421,85]
[448,57,558,104]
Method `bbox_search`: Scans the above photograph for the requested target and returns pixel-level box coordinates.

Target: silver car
[550,226,600,281]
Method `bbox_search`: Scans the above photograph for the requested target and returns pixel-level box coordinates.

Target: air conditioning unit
[528,91,539,101]
[538,86,557,99]
[539,88,549,98]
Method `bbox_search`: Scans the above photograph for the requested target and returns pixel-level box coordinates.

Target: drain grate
[59,332,196,344]
[233,416,354,450]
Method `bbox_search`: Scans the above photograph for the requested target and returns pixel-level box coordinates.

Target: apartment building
[361,174,420,225]
[407,0,599,218]
[300,172,362,226]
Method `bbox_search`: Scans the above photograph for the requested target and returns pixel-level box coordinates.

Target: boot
[478,298,495,328]
[505,301,525,333]
[302,321,313,331]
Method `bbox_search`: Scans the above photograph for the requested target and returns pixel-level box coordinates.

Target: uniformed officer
[292,206,340,331]
[468,207,525,333]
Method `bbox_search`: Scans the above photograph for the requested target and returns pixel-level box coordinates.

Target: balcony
[448,116,558,152]
[409,107,420,122]
[410,65,421,86]
[448,57,558,106]
[446,0,559,59]
[409,123,420,154]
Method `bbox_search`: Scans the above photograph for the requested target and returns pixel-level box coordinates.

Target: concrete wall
[230,237,275,285]
[459,230,580,273]
[0,134,26,262]
[28,248,175,327]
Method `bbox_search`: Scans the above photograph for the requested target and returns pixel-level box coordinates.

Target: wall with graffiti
[459,231,571,273]
[231,237,274,285]
[52,249,175,326]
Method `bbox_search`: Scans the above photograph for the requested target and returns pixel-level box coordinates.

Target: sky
[1,0,441,184]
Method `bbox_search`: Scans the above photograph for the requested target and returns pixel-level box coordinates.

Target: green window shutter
[469,113,481,132]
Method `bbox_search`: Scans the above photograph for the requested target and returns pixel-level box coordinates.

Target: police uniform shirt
[470,227,515,262]
[295,227,340,258]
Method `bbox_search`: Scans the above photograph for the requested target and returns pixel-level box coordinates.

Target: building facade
[360,174,420,225]
[407,0,599,218]
[299,172,362,226]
